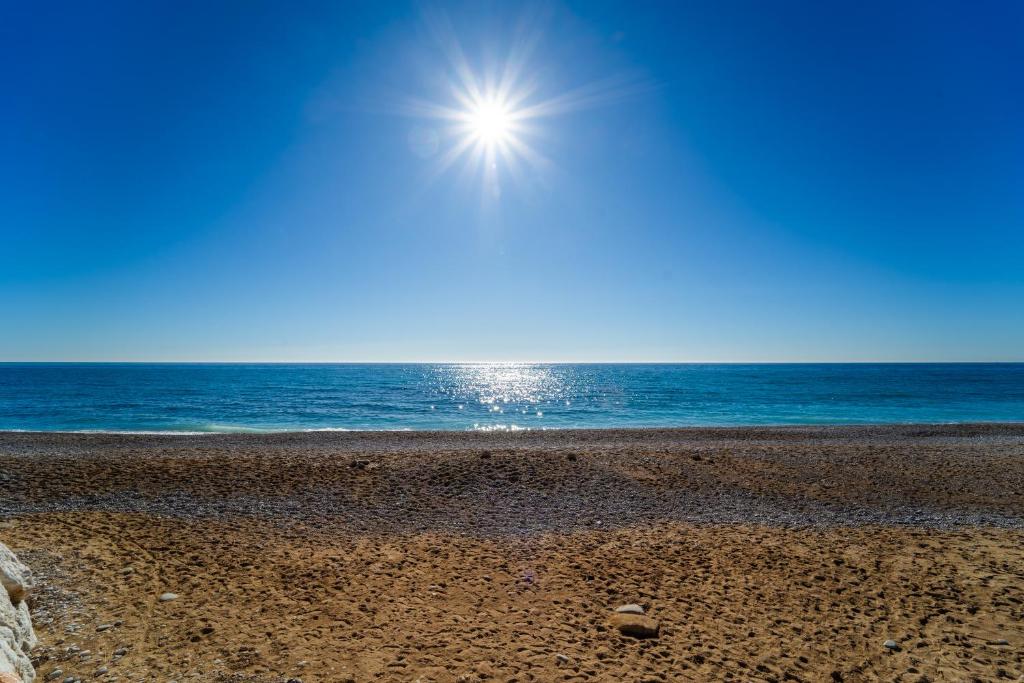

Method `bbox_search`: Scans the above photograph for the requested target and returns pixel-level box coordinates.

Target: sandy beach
[1,425,1022,682]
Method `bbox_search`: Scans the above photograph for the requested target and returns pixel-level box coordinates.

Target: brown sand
[1,426,1022,682]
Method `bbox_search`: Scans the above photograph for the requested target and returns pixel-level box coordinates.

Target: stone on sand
[609,612,660,638]
[158,593,179,602]
[614,604,645,615]
[883,639,899,650]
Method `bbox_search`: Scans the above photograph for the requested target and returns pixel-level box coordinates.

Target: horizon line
[2,360,1023,365]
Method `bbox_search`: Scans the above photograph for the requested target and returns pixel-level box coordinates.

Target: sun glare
[407,11,643,199]
[467,100,512,145]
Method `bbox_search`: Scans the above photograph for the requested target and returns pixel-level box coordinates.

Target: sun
[407,12,640,199]
[467,99,512,146]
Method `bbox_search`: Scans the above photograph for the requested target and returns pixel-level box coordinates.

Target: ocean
[0,363,1021,432]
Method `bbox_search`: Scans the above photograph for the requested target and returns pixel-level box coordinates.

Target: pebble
[614,604,645,615]
[883,639,899,650]
[94,666,108,676]
[44,671,63,682]
[555,654,570,665]
[96,623,113,631]
[158,592,178,602]
[113,647,128,657]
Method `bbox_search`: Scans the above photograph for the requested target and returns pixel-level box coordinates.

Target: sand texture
[1,425,1022,682]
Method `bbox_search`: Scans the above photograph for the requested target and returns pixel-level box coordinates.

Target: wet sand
[1,425,1022,682]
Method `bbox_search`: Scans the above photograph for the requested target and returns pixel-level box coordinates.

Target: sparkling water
[0,363,1021,432]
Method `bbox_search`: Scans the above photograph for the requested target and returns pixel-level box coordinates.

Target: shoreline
[2,420,1024,436]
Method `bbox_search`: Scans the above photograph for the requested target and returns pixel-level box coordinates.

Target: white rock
[0,635,34,682]
[0,596,35,655]
[883,639,899,650]
[158,592,178,602]
[614,604,645,615]
[0,544,32,605]
[15,604,35,653]
[0,543,37,682]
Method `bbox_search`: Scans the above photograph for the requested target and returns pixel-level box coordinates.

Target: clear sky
[2,1,1022,362]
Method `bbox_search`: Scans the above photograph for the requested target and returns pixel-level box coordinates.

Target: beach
[1,425,1022,682]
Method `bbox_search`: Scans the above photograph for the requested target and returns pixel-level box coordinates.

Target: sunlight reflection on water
[433,363,576,430]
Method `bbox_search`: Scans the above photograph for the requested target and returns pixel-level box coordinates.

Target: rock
[554,654,570,665]
[94,666,108,676]
[45,669,63,681]
[17,603,37,653]
[158,593,178,602]
[883,639,899,650]
[0,638,35,682]
[609,613,660,639]
[0,543,36,682]
[113,647,127,657]
[614,604,645,615]
[0,544,32,605]
[96,624,112,632]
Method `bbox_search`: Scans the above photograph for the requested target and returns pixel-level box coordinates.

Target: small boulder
[609,613,659,639]
[883,639,899,651]
[158,593,178,603]
[614,604,645,615]
[0,544,32,604]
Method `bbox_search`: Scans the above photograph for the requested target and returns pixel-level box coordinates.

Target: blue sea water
[0,363,1021,433]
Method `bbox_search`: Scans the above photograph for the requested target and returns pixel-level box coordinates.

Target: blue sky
[2,0,1022,361]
